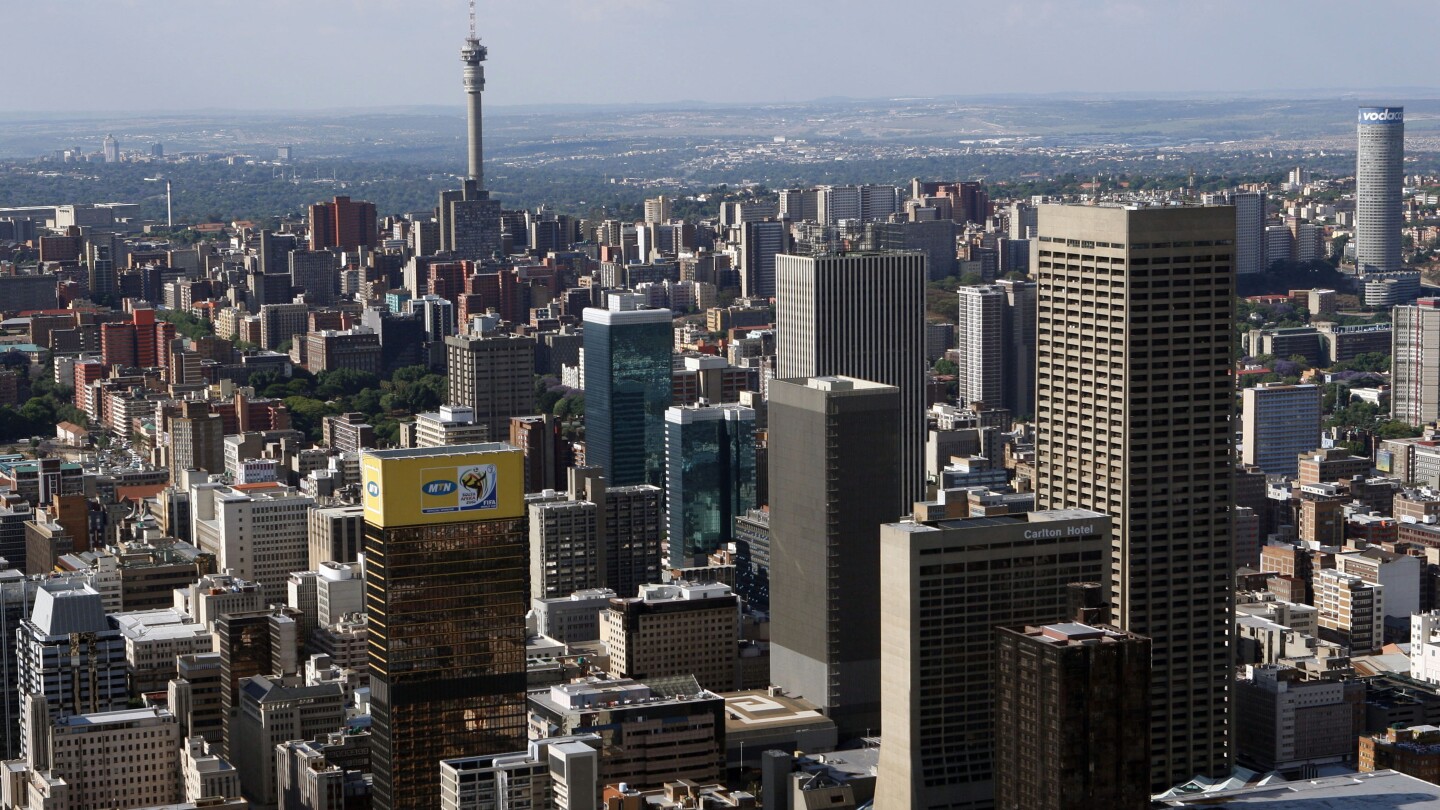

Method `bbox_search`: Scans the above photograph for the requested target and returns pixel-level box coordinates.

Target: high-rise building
[955,285,1004,408]
[361,444,529,810]
[994,622,1152,810]
[1356,106,1404,274]
[1034,204,1235,789]
[170,400,225,481]
[529,497,601,601]
[445,333,536,440]
[768,376,901,738]
[740,220,787,300]
[102,133,119,163]
[309,195,377,252]
[440,735,602,810]
[1234,192,1267,274]
[1241,384,1323,476]
[873,510,1112,809]
[1392,298,1440,426]
[997,278,1038,416]
[17,583,128,760]
[775,251,927,504]
[190,481,313,603]
[582,304,672,487]
[663,403,757,568]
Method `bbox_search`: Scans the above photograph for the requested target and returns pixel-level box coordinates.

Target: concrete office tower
[1034,204,1236,789]
[955,285,1004,408]
[994,623,1152,810]
[740,220,787,299]
[1241,384,1322,476]
[17,583,128,761]
[644,195,672,224]
[1356,106,1404,274]
[102,133,119,163]
[997,278,1038,416]
[170,400,224,481]
[361,445,529,810]
[664,403,757,568]
[530,498,601,600]
[599,581,740,693]
[308,503,364,568]
[776,251,927,504]
[582,304,673,487]
[18,707,183,807]
[769,376,901,738]
[1392,298,1440,426]
[1234,192,1267,274]
[873,510,1112,809]
[190,481,314,603]
[445,333,537,439]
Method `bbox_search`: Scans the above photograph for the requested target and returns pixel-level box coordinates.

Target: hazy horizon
[7,0,1437,113]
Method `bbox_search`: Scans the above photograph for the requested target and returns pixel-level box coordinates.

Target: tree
[933,359,958,376]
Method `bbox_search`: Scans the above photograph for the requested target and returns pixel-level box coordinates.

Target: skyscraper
[1233,192,1267,274]
[582,302,673,487]
[663,403,757,568]
[775,251,927,504]
[997,278,1038,416]
[740,220,787,299]
[308,195,377,252]
[102,134,119,163]
[1392,298,1440,426]
[1240,383,1322,475]
[955,285,1004,408]
[1034,204,1235,789]
[768,376,901,738]
[362,444,529,810]
[1356,106,1404,275]
[445,333,536,439]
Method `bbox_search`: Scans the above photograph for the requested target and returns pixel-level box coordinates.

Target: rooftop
[1157,769,1440,807]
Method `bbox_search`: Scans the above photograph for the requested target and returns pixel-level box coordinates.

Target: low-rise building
[599,582,739,693]
[528,676,724,790]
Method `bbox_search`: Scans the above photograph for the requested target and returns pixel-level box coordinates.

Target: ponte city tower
[1356,106,1404,275]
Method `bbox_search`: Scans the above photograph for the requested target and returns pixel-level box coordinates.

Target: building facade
[1033,204,1236,788]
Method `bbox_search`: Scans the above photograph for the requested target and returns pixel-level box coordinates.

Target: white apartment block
[440,735,601,810]
[1241,384,1323,476]
[190,481,314,603]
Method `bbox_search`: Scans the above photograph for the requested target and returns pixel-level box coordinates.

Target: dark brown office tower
[1034,204,1236,789]
[510,414,567,493]
[994,622,1151,810]
[217,607,301,761]
[362,445,529,810]
[308,195,378,251]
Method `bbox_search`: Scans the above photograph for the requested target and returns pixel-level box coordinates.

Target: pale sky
[7,0,1438,112]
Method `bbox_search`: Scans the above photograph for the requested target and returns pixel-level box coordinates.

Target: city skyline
[3,1,1438,113]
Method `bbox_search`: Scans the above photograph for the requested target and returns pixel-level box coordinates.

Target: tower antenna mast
[469,0,476,39]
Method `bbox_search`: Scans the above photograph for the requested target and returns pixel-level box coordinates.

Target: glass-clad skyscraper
[664,403,757,568]
[583,300,673,487]
[361,444,529,810]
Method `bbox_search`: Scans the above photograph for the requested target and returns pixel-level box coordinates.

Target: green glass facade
[583,307,674,488]
[664,404,757,568]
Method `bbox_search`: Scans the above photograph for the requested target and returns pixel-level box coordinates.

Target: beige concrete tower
[1033,204,1236,790]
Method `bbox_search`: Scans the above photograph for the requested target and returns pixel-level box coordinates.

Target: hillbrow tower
[1356,106,1404,275]
[460,0,487,187]
[437,1,503,260]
